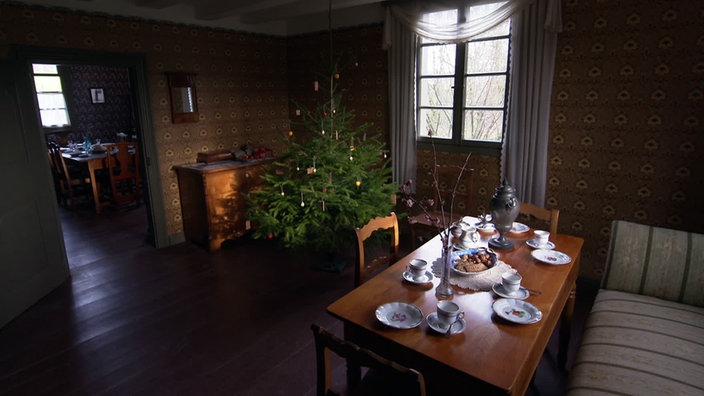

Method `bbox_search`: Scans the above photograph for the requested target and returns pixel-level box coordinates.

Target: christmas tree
[247,56,397,258]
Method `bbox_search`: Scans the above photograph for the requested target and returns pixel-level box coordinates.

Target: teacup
[501,272,522,295]
[407,259,428,280]
[533,230,550,247]
[436,301,463,327]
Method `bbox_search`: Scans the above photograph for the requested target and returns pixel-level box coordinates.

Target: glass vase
[435,244,454,299]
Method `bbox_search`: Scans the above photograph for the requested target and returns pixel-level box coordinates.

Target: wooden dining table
[62,150,108,214]
[327,222,584,395]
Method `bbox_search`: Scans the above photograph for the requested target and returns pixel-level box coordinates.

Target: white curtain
[383,0,562,206]
[502,0,561,206]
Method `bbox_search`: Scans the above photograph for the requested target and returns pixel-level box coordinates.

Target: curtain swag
[383,0,545,47]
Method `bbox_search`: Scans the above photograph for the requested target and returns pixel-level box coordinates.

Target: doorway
[14,46,169,252]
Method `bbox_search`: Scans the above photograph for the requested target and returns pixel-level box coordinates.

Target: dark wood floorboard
[0,205,597,395]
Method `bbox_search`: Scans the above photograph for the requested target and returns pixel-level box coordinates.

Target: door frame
[13,45,168,248]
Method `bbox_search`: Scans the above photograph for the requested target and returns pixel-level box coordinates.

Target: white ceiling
[11,0,387,35]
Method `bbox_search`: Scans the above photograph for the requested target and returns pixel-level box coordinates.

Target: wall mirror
[167,72,199,123]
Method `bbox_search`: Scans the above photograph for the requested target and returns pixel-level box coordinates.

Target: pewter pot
[488,179,520,250]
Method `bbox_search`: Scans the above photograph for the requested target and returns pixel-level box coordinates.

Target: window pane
[420,44,456,75]
[32,64,58,74]
[419,77,454,107]
[463,110,503,142]
[419,108,453,139]
[420,9,458,43]
[37,93,67,109]
[466,38,508,73]
[465,75,506,107]
[40,109,70,127]
[33,76,63,92]
[468,2,510,38]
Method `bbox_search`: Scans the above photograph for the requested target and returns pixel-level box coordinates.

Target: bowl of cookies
[450,247,498,276]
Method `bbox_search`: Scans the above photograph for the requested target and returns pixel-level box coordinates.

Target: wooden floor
[0,205,597,395]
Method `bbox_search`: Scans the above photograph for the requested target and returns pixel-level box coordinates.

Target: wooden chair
[517,202,559,235]
[104,142,141,209]
[408,165,474,248]
[311,324,427,396]
[354,212,399,287]
[47,140,92,207]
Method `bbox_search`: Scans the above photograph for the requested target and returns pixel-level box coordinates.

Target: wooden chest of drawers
[174,159,271,251]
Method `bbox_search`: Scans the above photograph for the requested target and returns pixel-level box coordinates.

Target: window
[416,2,511,155]
[32,64,71,128]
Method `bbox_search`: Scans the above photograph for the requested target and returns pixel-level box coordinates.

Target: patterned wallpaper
[64,64,134,143]
[551,0,704,280]
[417,0,704,280]
[1,1,702,280]
[0,3,290,238]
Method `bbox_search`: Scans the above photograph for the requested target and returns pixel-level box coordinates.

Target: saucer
[375,302,423,329]
[492,283,529,300]
[492,299,542,324]
[526,239,556,250]
[426,313,466,335]
[531,249,571,265]
[510,222,530,234]
[402,270,433,284]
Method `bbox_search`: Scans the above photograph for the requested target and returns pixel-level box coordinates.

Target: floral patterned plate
[493,298,542,324]
[375,302,423,329]
[530,249,571,265]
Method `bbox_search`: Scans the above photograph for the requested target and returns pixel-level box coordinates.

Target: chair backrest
[47,140,75,195]
[602,220,704,306]
[433,165,474,216]
[311,324,426,396]
[105,142,140,207]
[354,212,399,287]
[518,202,559,235]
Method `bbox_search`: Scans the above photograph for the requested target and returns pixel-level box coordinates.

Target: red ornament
[268,233,274,239]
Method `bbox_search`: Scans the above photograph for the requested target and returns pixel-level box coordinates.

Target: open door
[0,60,69,328]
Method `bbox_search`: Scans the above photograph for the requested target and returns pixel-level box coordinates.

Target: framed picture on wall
[90,88,105,104]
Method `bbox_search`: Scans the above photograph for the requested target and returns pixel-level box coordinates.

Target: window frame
[32,63,74,133]
[416,4,512,157]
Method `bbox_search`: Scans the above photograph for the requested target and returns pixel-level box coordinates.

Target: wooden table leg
[87,160,102,214]
[559,282,577,371]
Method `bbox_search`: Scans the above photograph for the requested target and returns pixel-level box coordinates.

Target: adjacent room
[1,0,702,395]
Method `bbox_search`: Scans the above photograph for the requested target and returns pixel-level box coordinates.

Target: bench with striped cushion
[567,220,704,395]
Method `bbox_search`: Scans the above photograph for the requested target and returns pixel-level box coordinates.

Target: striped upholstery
[567,290,704,395]
[603,220,704,307]
[567,221,704,395]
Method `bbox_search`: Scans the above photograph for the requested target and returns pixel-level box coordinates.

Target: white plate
[492,299,542,324]
[375,302,423,329]
[402,270,433,284]
[531,249,571,265]
[526,239,556,250]
[426,313,466,335]
[510,222,530,234]
[492,283,529,300]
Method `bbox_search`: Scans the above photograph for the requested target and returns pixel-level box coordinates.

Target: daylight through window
[32,64,71,128]
[416,2,511,154]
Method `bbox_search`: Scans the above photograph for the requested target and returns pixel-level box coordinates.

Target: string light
[300,192,305,207]
[280,185,285,196]
[355,180,361,187]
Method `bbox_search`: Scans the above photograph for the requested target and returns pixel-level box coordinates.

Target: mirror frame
[167,72,199,123]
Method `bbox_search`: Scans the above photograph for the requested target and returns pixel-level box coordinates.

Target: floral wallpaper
[418,0,704,280]
[64,64,134,143]
[0,3,290,239]
[1,1,702,280]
